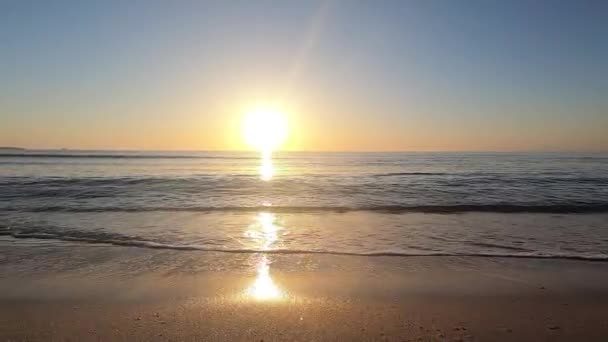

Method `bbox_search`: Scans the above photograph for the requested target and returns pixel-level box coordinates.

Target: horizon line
[1,147,607,154]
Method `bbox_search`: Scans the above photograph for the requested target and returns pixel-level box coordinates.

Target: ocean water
[1,151,608,260]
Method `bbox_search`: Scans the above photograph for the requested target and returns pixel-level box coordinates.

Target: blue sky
[1,0,607,151]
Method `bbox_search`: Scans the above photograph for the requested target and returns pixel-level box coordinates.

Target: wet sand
[1,245,608,341]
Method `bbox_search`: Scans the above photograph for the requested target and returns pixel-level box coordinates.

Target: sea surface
[1,151,608,260]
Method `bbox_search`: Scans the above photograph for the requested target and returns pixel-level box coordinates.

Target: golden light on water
[244,212,284,301]
[244,212,280,250]
[241,106,288,181]
[260,150,274,181]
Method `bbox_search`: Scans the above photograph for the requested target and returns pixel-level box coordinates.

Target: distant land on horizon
[0,147,26,151]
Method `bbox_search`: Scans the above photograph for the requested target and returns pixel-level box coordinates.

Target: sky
[1,0,607,151]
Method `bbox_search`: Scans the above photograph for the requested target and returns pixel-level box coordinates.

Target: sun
[242,106,288,152]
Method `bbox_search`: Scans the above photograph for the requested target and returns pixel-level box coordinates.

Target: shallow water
[1,151,608,260]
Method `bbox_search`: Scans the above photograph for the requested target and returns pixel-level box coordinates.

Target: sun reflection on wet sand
[246,255,283,301]
[243,212,285,301]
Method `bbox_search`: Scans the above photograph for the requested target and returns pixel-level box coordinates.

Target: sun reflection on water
[244,212,279,250]
[243,212,285,301]
[260,150,274,181]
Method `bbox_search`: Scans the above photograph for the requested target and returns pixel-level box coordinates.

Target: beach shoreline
[2,245,608,341]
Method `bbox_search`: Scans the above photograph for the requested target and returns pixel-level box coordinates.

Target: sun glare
[242,107,288,152]
[242,106,288,181]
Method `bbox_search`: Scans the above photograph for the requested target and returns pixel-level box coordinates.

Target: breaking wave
[4,203,608,214]
[2,228,606,262]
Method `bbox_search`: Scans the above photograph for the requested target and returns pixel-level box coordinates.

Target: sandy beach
[2,244,608,341]
[3,0,608,339]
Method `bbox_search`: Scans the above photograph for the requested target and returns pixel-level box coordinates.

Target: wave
[2,229,606,262]
[469,241,531,252]
[373,172,447,176]
[5,203,608,214]
[4,174,608,186]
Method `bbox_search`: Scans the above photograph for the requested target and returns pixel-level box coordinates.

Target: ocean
[1,151,608,261]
